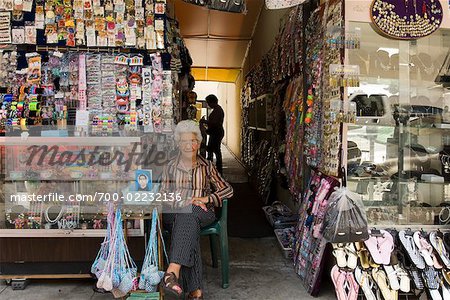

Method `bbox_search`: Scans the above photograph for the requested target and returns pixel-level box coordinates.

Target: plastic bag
[322,186,369,243]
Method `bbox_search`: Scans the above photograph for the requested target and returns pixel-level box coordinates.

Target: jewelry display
[44,205,65,224]
[371,0,443,39]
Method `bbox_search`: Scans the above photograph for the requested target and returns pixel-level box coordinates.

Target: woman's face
[178,133,200,159]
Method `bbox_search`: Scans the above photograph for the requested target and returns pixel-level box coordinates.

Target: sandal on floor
[163,272,183,299]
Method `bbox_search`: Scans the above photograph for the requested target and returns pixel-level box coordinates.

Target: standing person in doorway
[204,94,224,174]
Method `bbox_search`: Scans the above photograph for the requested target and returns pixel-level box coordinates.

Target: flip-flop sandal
[399,230,426,270]
[162,272,183,300]
[346,270,360,300]
[372,268,396,300]
[365,230,394,265]
[355,267,377,300]
[443,269,450,285]
[345,243,358,270]
[394,264,411,293]
[331,265,347,300]
[442,281,450,299]
[430,231,450,269]
[422,266,441,290]
[355,241,371,269]
[414,231,436,267]
[408,267,425,290]
[384,265,400,291]
[429,289,443,300]
[332,243,348,268]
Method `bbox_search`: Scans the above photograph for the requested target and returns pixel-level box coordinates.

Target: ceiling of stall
[167,0,264,82]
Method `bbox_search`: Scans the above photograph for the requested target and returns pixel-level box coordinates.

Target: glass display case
[344,19,450,227]
[0,135,169,237]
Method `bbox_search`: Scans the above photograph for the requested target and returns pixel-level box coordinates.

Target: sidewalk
[0,237,336,300]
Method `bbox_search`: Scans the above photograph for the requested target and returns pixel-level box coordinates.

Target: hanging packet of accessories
[322,186,369,243]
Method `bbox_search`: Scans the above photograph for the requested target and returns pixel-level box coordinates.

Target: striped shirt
[160,154,233,207]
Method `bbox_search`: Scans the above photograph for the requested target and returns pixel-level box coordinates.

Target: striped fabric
[160,154,233,208]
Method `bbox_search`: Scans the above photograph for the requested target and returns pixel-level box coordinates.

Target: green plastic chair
[200,198,229,289]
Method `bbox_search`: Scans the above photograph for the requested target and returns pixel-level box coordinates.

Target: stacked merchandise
[330,229,450,300]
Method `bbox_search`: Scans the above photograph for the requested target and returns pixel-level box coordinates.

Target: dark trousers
[207,133,224,174]
[165,205,216,293]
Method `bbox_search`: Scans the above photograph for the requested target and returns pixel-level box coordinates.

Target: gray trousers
[166,205,216,293]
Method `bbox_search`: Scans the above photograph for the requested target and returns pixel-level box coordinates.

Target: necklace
[439,207,450,224]
[45,206,64,224]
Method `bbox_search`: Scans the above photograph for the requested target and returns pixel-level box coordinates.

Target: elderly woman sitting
[160,120,233,300]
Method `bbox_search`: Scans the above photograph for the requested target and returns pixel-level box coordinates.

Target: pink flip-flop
[331,265,347,300]
[364,230,394,265]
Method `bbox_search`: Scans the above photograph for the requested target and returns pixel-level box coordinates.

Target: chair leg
[220,228,229,289]
[209,235,218,268]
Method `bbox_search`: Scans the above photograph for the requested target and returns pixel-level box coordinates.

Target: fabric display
[293,170,340,296]
[330,229,450,300]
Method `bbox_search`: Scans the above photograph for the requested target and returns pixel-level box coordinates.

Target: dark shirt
[207,105,224,136]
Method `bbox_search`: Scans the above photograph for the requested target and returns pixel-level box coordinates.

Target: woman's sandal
[163,272,183,299]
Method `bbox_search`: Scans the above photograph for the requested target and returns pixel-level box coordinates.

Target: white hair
[174,120,202,143]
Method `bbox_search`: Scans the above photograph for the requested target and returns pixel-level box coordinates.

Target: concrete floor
[0,237,336,300]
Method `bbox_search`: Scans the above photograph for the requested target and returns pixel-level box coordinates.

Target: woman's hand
[191,196,209,211]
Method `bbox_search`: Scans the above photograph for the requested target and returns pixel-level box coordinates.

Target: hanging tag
[11,26,24,44]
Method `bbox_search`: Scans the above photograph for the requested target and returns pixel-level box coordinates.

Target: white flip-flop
[346,243,358,270]
[394,264,410,293]
[442,281,450,299]
[384,265,400,291]
[333,243,348,268]
[355,267,377,300]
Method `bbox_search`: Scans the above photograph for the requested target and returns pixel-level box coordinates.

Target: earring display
[371,0,443,39]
